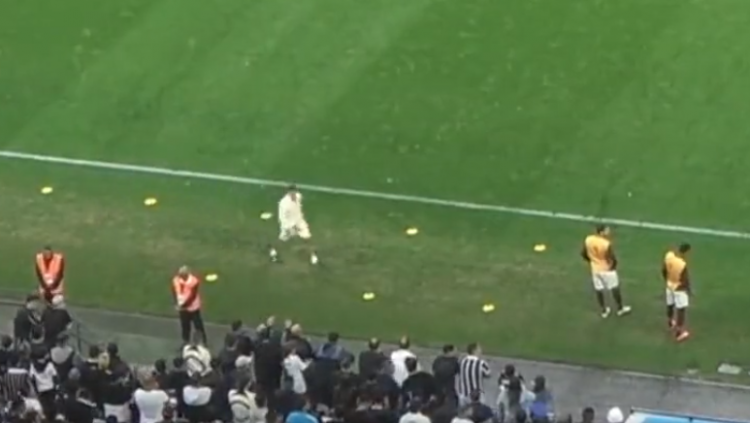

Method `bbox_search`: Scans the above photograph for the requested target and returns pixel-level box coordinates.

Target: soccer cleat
[616,306,632,317]
[269,247,279,263]
[601,307,611,318]
[675,330,690,342]
[310,254,319,265]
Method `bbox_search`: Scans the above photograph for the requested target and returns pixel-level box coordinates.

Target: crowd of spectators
[0,296,622,423]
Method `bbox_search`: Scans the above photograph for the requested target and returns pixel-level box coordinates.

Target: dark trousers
[178,309,206,344]
[38,389,57,421]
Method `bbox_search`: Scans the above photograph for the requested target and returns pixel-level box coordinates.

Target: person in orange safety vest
[36,246,65,302]
[173,265,206,344]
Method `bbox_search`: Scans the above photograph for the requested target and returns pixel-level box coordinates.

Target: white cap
[607,407,625,423]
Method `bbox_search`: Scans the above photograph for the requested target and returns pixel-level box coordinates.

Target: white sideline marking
[1,149,749,240]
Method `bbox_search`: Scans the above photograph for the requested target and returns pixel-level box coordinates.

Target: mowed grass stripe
[2,149,750,240]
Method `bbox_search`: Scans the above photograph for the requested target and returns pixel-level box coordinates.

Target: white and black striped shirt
[456,355,491,397]
[1,367,32,398]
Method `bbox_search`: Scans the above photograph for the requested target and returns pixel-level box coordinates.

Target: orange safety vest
[173,274,202,311]
[36,253,65,296]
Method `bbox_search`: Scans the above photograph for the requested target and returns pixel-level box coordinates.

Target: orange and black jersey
[581,235,618,271]
[663,251,690,291]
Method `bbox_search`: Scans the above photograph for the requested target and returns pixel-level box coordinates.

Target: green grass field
[3,0,750,378]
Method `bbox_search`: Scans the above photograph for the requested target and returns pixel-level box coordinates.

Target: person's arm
[606,246,618,270]
[580,243,590,262]
[53,257,65,285]
[35,265,44,284]
[681,267,691,295]
[481,360,491,379]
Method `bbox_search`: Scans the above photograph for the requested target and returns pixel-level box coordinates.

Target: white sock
[269,248,278,258]
[310,253,318,264]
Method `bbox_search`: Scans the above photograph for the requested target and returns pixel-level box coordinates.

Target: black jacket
[358,350,387,381]
[401,371,438,405]
[100,359,134,404]
[62,392,97,423]
[13,307,38,342]
[432,354,460,395]
[42,308,72,345]
[254,338,283,393]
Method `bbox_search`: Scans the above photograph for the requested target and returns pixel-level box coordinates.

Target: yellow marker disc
[144,197,158,206]
[405,227,419,236]
[260,212,273,220]
[533,244,547,252]
[362,292,375,301]
[482,303,496,313]
[205,274,218,282]
[40,186,54,195]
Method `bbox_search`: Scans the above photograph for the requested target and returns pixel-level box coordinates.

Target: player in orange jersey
[581,225,632,318]
[663,243,691,342]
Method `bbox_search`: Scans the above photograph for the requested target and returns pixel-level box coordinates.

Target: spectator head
[237,336,252,355]
[533,375,546,393]
[139,368,158,389]
[224,333,237,348]
[231,320,243,332]
[236,353,253,370]
[582,407,595,423]
[41,245,54,259]
[515,409,528,423]
[210,357,222,370]
[607,407,624,423]
[467,342,481,356]
[291,323,303,336]
[442,344,455,354]
[1,335,12,349]
[256,323,269,340]
[87,345,101,359]
[469,389,482,403]
[68,367,81,381]
[405,357,418,374]
[177,265,190,278]
[368,338,381,351]
[106,342,119,358]
[504,364,516,378]
[327,332,340,344]
[398,336,410,349]
[154,359,167,374]
[172,357,185,369]
[98,352,110,369]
